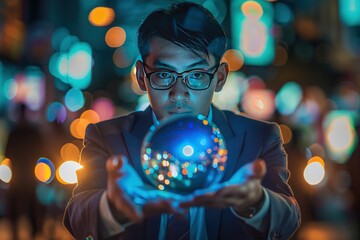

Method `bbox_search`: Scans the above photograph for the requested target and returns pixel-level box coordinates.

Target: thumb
[251,159,266,179]
[106,155,125,179]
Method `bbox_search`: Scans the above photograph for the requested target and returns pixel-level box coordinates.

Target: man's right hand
[105,155,180,223]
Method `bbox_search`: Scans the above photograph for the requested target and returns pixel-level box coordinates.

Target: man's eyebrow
[153,59,209,69]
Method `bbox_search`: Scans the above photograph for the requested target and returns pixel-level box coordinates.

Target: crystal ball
[141,114,227,195]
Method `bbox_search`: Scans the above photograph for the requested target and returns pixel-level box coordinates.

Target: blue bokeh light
[64,88,85,112]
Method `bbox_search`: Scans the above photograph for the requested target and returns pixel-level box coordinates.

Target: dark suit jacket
[63,105,301,240]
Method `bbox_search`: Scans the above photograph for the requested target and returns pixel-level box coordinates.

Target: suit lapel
[206,106,246,238]
[122,106,154,184]
[122,107,162,238]
[212,106,246,181]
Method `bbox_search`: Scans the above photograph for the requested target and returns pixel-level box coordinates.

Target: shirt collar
[152,106,213,126]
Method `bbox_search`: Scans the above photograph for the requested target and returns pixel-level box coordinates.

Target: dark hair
[138,2,227,63]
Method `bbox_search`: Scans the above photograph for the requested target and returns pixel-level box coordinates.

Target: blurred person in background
[64,2,301,239]
[5,103,45,239]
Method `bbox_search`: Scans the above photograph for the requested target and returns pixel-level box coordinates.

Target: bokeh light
[213,72,246,111]
[323,111,357,163]
[51,27,69,51]
[67,42,92,89]
[221,49,244,71]
[241,0,263,19]
[45,101,67,123]
[3,78,18,100]
[304,161,325,185]
[0,159,12,183]
[105,26,126,48]
[242,89,275,120]
[92,97,115,121]
[273,44,288,66]
[88,7,115,27]
[279,124,292,144]
[80,109,100,124]
[339,0,360,26]
[65,88,85,112]
[60,143,80,162]
[69,118,89,139]
[57,161,83,184]
[231,0,274,65]
[308,156,325,168]
[276,81,303,116]
[274,2,293,25]
[34,157,55,184]
[113,46,135,69]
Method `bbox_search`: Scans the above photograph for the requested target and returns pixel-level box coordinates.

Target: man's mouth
[168,109,192,114]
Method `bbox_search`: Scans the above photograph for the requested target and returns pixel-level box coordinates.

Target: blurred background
[0,0,359,239]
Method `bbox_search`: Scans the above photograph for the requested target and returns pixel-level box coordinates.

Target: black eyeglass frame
[142,63,220,91]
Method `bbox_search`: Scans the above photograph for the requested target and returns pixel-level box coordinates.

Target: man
[64,2,300,239]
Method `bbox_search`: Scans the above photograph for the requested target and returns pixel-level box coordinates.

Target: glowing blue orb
[141,114,227,195]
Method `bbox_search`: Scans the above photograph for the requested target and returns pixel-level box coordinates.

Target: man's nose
[169,77,189,102]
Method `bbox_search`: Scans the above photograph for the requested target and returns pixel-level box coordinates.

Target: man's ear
[135,60,147,91]
[215,62,229,92]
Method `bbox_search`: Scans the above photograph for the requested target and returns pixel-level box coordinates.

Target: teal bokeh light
[339,0,360,26]
[274,2,293,25]
[67,42,92,89]
[65,88,85,112]
[231,0,274,65]
[276,82,303,116]
[46,101,67,123]
[49,41,92,90]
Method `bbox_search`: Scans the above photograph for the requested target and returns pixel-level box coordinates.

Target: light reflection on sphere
[141,114,227,195]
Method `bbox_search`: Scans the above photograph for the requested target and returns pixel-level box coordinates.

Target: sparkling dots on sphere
[141,114,228,195]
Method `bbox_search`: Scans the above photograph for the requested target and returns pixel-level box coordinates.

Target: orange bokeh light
[70,118,90,139]
[308,156,325,168]
[60,143,80,161]
[241,1,263,19]
[105,26,126,48]
[34,162,52,183]
[88,7,115,27]
[222,49,244,71]
[80,109,100,124]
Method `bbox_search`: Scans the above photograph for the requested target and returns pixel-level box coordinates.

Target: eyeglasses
[142,63,219,90]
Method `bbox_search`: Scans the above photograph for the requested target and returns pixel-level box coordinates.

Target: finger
[251,159,266,178]
[180,194,215,208]
[143,200,175,216]
[215,184,247,198]
[106,156,125,179]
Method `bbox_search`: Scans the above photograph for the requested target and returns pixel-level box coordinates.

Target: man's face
[136,37,228,120]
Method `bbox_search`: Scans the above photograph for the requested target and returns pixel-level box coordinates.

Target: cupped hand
[180,159,267,216]
[106,155,185,223]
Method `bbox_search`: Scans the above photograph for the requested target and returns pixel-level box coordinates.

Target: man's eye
[189,72,205,79]
[157,72,172,78]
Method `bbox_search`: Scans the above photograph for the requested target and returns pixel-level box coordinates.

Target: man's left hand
[180,159,266,217]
